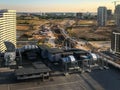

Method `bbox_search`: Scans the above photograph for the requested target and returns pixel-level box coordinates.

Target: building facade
[115,5,120,26]
[0,9,16,52]
[76,12,83,19]
[107,9,112,20]
[97,7,107,26]
[111,29,120,54]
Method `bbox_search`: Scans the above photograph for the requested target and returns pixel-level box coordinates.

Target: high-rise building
[97,7,107,26]
[111,28,120,54]
[114,5,120,26]
[0,9,16,52]
[107,9,112,20]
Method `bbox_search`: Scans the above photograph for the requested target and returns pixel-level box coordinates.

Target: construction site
[0,1,120,89]
[0,21,120,90]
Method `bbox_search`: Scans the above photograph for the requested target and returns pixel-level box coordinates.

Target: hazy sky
[0,0,117,12]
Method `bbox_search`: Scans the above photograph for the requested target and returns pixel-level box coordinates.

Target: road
[47,31,56,47]
[59,27,88,50]
[0,68,119,90]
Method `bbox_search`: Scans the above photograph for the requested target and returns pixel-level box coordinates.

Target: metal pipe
[103,59,120,69]
[98,52,120,69]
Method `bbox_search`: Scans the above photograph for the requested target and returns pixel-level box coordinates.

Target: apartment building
[97,7,107,26]
[114,5,120,26]
[0,9,16,52]
[111,29,120,54]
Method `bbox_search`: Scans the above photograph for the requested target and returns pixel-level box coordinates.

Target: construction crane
[112,1,120,7]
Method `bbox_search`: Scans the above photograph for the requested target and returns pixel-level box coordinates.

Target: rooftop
[0,9,16,13]
[112,28,120,33]
[0,68,119,90]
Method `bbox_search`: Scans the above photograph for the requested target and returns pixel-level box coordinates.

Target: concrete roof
[0,68,119,90]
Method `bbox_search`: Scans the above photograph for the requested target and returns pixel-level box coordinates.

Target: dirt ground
[17,19,114,41]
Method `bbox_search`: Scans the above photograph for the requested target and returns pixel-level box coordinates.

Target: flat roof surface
[15,62,51,75]
[0,68,120,90]
[112,28,120,33]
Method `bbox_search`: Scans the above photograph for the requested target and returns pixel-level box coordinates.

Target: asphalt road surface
[0,68,120,90]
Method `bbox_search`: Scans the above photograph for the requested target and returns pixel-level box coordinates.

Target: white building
[115,5,120,26]
[0,9,16,52]
[111,29,120,54]
[97,7,107,26]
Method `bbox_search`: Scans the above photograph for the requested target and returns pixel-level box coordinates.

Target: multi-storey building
[97,7,107,26]
[107,9,112,20]
[111,28,120,54]
[0,9,16,52]
[114,5,120,26]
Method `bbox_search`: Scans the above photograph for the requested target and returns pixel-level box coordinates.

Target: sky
[0,0,118,12]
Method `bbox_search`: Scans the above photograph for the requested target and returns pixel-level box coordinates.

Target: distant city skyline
[0,0,118,12]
